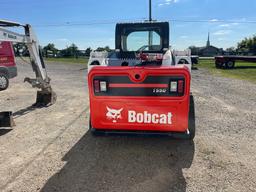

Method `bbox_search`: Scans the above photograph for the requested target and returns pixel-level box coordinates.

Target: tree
[43,43,58,57]
[225,47,236,55]
[188,46,200,55]
[69,43,79,58]
[104,46,111,52]
[60,43,79,58]
[237,35,256,55]
[96,46,112,52]
[85,47,92,57]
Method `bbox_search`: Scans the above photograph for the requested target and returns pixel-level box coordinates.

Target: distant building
[190,33,223,57]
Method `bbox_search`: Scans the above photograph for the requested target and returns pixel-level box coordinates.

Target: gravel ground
[0,60,255,192]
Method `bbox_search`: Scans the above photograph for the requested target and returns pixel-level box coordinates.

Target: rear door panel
[88,66,191,132]
[0,42,16,67]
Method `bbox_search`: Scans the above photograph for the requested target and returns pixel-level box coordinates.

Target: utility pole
[149,0,152,21]
[148,0,153,47]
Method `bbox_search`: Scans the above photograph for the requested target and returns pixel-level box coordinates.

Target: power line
[32,19,256,28]
[170,19,256,24]
[33,18,147,27]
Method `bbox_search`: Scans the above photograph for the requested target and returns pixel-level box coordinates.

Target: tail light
[170,79,184,95]
[156,54,163,61]
[94,80,108,93]
[94,80,100,93]
[139,53,149,61]
[178,80,184,94]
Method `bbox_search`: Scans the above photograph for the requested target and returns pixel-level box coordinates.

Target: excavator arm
[0,20,56,106]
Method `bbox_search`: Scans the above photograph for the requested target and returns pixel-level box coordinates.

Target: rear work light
[170,81,178,92]
[100,81,107,92]
[170,79,184,95]
[94,80,108,93]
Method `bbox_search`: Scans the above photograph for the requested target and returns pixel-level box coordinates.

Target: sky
[1,0,256,50]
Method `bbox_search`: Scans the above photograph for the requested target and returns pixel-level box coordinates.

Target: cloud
[213,30,232,36]
[219,24,230,27]
[209,19,219,22]
[158,0,180,6]
[219,23,240,28]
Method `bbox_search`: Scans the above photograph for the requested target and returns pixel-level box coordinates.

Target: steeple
[206,32,210,47]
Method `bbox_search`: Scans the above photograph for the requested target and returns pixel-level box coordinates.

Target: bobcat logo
[106,107,123,123]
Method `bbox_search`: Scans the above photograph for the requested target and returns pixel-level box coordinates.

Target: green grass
[197,59,256,83]
[44,57,256,83]
[45,57,89,64]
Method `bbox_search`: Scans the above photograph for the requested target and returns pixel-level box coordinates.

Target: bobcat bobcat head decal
[106,107,123,123]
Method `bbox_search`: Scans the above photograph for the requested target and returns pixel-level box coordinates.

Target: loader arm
[0,20,56,106]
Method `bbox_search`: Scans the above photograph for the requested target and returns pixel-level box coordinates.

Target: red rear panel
[88,66,191,132]
[0,41,16,67]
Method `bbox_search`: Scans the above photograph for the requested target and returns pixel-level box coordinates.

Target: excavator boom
[0,20,56,106]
